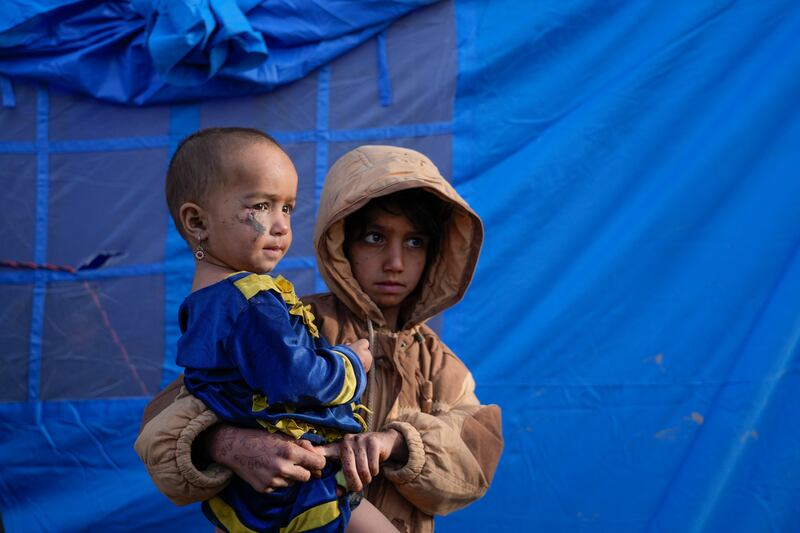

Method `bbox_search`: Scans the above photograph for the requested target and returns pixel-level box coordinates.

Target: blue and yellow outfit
[177,272,368,533]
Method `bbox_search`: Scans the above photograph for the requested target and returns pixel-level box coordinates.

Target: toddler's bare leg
[346,498,399,532]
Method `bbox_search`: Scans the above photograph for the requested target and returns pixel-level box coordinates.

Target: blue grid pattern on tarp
[0,2,457,530]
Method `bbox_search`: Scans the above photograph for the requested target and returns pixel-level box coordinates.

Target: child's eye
[282,204,294,215]
[406,236,426,249]
[253,202,269,212]
[364,232,384,244]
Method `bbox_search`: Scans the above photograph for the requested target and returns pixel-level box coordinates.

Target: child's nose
[384,243,404,271]
[271,216,290,235]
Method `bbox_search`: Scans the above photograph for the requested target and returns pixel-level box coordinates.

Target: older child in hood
[136,145,503,533]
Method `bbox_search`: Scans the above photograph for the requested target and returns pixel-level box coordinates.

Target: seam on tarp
[0,142,36,153]
[161,104,200,390]
[0,258,318,286]
[0,398,152,409]
[49,137,172,152]
[0,263,166,285]
[0,124,453,155]
[27,86,49,401]
[1,75,16,108]
[314,65,331,294]
[376,31,393,107]
[329,122,452,141]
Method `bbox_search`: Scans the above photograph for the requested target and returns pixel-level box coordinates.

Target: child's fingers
[340,444,362,492]
[316,442,342,460]
[296,438,320,454]
[354,444,373,486]
[366,437,382,477]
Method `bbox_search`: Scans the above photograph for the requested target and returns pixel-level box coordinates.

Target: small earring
[194,244,206,261]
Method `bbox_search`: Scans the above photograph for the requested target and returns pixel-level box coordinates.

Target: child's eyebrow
[243,192,296,202]
[366,222,427,235]
[365,222,390,232]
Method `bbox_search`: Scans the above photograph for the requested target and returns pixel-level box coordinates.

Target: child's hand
[348,338,372,372]
[318,430,407,492]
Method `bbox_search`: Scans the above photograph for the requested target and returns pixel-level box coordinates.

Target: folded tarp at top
[0,0,437,105]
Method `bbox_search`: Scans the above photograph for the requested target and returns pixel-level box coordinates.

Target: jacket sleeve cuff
[134,390,233,505]
[175,408,233,489]
[381,420,425,484]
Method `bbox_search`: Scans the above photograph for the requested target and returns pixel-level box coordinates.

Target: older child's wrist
[387,428,408,464]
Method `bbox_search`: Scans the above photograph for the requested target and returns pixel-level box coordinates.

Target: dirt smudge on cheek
[236,210,267,241]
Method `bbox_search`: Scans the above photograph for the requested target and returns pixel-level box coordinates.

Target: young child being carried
[166,127,396,532]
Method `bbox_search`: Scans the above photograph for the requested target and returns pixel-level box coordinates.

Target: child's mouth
[375,281,405,293]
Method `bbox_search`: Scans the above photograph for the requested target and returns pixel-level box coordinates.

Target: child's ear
[179,202,208,243]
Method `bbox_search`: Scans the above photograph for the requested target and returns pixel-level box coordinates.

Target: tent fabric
[448,1,800,531]
[1,0,800,531]
[0,2,456,530]
[0,0,436,104]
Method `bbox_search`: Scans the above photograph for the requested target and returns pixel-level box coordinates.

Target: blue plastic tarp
[1,0,800,531]
[0,0,435,104]
[449,1,800,531]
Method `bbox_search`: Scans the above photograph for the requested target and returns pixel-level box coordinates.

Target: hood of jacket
[313,145,483,330]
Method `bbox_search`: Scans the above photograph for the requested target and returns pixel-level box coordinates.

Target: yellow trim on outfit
[207,272,352,533]
[351,402,371,432]
[256,417,345,443]
[233,274,319,337]
[208,497,259,533]
[251,394,269,412]
[231,273,360,442]
[327,350,357,406]
[279,500,341,533]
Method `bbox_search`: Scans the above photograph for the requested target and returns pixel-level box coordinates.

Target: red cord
[1,259,151,396]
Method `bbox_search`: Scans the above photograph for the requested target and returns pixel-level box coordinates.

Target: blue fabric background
[448,1,800,531]
[1,0,799,531]
[0,0,435,104]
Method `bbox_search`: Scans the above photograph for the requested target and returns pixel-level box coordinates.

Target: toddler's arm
[221,294,368,407]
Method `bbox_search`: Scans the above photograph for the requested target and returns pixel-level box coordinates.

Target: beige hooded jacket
[135,146,503,533]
